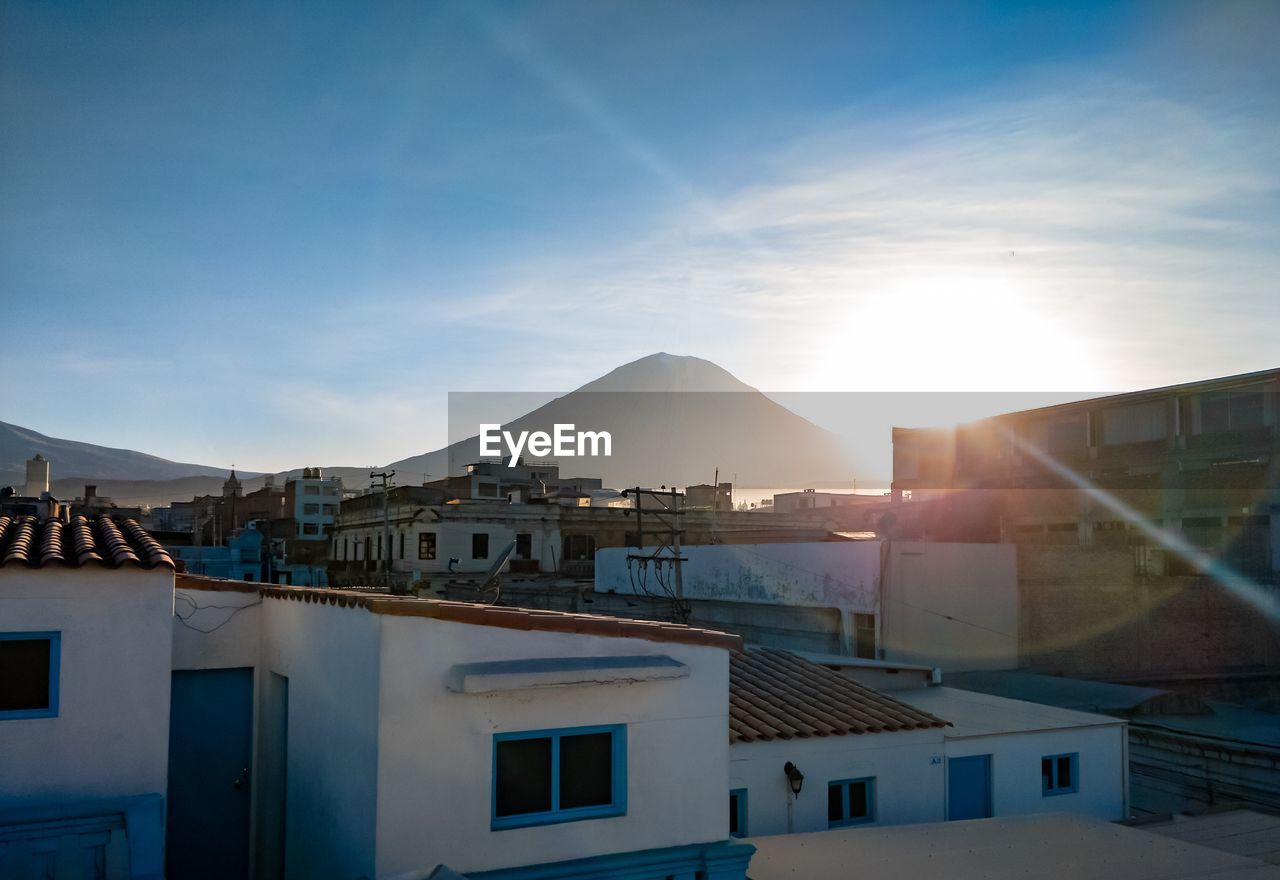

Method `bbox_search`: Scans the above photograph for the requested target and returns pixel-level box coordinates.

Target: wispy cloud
[479,76,1280,393]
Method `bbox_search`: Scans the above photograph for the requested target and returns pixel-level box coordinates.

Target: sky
[2,0,1278,471]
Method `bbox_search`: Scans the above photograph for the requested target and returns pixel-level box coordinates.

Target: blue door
[948,755,992,820]
[167,668,254,879]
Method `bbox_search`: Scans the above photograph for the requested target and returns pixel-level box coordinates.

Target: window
[399,531,405,560]
[304,485,320,495]
[322,504,337,515]
[562,534,595,561]
[0,632,60,719]
[1042,753,1078,795]
[492,725,626,829]
[478,482,500,497]
[1101,401,1167,445]
[302,523,319,535]
[515,532,532,560]
[729,788,748,838]
[854,613,876,659]
[1200,387,1268,434]
[419,532,437,560]
[323,485,338,496]
[828,777,875,827]
[303,503,320,515]
[472,532,489,559]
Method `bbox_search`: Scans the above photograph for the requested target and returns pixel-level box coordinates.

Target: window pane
[848,781,868,818]
[728,794,739,835]
[828,784,843,822]
[559,732,612,809]
[0,638,51,711]
[495,738,552,816]
[1042,757,1053,790]
[1057,756,1072,789]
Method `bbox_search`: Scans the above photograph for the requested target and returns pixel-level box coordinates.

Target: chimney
[85,484,97,502]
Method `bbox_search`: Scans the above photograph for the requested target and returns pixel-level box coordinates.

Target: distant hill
[4,353,858,506]
[0,419,258,486]
[386,353,852,488]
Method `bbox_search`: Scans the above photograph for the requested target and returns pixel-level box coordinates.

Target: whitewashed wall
[260,597,382,880]
[729,729,945,837]
[372,617,731,877]
[944,725,1127,821]
[0,567,173,806]
[597,542,881,613]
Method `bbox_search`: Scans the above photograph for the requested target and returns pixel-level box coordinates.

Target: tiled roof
[0,515,174,570]
[261,586,744,651]
[729,647,949,743]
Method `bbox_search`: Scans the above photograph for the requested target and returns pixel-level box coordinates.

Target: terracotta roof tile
[0,515,174,570]
[260,586,743,651]
[729,647,949,743]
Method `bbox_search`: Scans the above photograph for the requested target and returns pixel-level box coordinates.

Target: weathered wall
[596,541,880,613]
[881,541,1019,672]
[1018,545,1280,677]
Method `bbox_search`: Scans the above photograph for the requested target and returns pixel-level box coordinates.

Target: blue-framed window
[729,788,748,838]
[492,725,626,830]
[828,777,875,827]
[0,631,60,720]
[1042,753,1078,795]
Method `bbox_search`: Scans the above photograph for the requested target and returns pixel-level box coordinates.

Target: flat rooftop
[893,686,1123,738]
[746,812,1280,879]
[1141,810,1280,867]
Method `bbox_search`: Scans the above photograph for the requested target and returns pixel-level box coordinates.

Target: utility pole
[623,486,688,623]
[370,470,396,593]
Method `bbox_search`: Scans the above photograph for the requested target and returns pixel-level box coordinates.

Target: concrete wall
[882,541,1019,672]
[943,725,1127,822]
[373,618,731,877]
[260,597,382,880]
[172,584,262,670]
[729,730,945,836]
[1018,545,1280,677]
[0,567,173,807]
[597,541,880,613]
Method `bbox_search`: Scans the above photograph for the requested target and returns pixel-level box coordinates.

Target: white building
[2,510,755,880]
[285,467,342,540]
[725,647,1128,836]
[2,511,1127,880]
[893,685,1129,822]
[0,514,174,879]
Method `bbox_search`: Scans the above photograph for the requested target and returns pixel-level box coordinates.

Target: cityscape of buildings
[1,365,1276,878]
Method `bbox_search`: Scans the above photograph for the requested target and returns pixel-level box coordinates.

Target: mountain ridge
[3,353,854,504]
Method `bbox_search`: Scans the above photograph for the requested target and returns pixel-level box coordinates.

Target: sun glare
[806,271,1105,395]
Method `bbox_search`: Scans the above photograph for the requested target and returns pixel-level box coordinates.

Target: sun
[804,270,1106,395]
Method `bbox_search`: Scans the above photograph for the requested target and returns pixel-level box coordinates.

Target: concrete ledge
[447,655,689,693]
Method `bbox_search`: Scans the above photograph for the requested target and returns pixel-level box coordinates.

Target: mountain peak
[575,353,757,394]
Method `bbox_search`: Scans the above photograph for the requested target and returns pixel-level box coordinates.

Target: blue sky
[2,0,1277,471]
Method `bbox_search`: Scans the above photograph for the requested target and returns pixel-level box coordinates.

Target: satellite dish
[477,540,516,605]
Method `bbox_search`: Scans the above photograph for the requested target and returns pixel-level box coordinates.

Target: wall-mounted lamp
[783,761,805,797]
